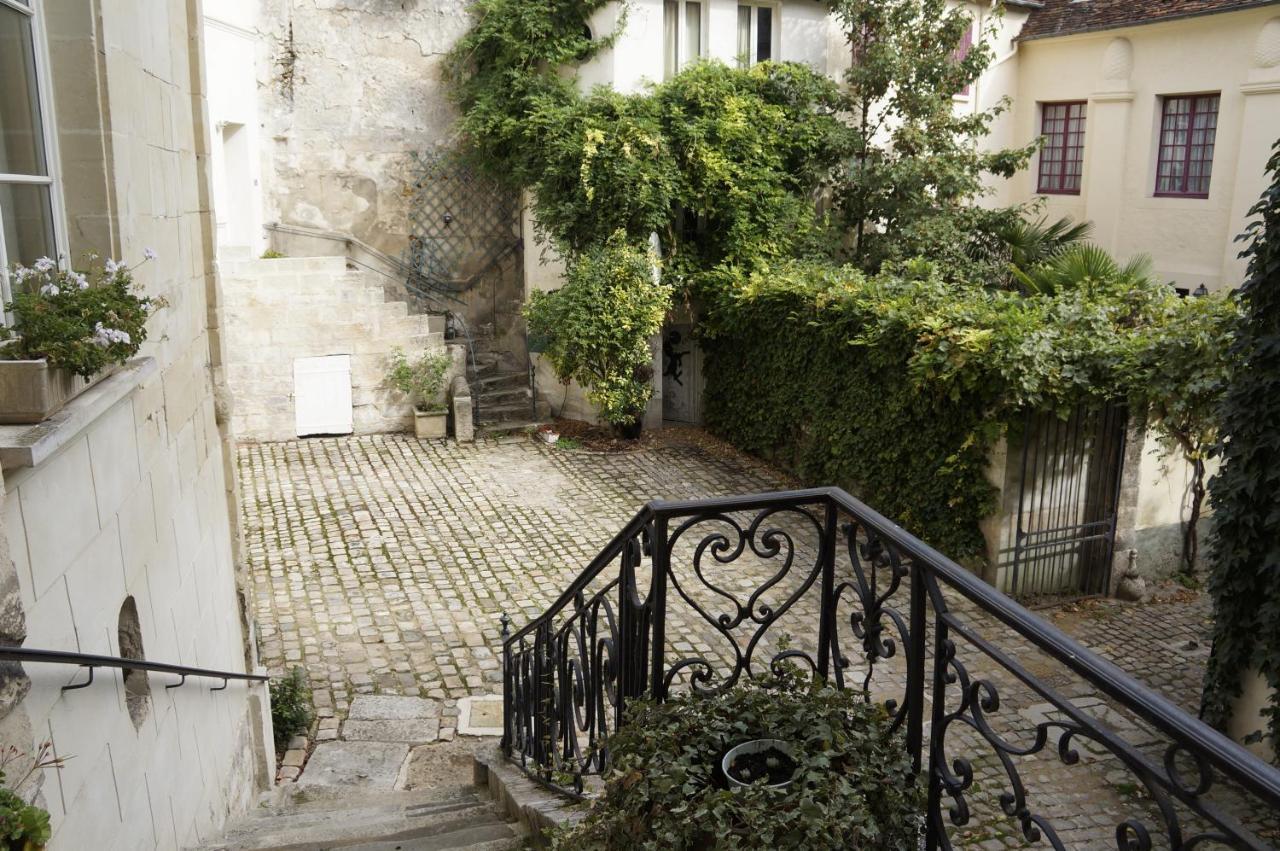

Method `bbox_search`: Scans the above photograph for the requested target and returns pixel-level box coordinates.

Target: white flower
[91,322,131,347]
[104,258,120,276]
[39,283,60,297]
[72,272,89,290]
[143,248,157,261]
[12,266,33,283]
[33,257,55,272]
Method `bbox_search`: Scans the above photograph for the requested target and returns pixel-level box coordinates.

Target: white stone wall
[217,255,454,443]
[0,1,271,848]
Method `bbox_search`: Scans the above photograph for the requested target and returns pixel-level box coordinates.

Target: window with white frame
[0,0,64,307]
[737,2,779,67]
[663,0,705,80]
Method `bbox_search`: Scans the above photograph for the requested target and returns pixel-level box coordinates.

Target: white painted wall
[0,2,272,849]
[205,2,267,255]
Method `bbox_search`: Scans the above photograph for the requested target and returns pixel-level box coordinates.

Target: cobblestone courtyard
[239,430,1255,846]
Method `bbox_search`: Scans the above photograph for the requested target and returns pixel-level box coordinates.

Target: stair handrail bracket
[501,487,1280,848]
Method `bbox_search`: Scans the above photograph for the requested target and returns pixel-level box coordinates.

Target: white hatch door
[294,355,353,437]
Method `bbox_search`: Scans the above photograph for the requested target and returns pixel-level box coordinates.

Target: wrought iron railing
[0,645,268,691]
[501,487,1280,849]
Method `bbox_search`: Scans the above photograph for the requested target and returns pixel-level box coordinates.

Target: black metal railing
[0,646,268,691]
[501,487,1280,849]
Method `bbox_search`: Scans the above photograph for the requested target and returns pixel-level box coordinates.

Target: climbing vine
[701,260,1238,559]
[1202,140,1280,757]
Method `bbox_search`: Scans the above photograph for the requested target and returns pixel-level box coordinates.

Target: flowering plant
[2,252,164,378]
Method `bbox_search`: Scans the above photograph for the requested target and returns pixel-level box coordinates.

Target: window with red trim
[952,25,973,97]
[1037,101,1086,195]
[1155,94,1218,197]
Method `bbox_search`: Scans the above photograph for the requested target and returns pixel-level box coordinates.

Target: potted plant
[386,347,452,439]
[0,253,162,424]
[0,741,68,851]
[722,737,798,791]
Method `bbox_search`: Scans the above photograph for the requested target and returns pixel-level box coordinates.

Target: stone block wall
[217,255,458,442]
[0,1,271,848]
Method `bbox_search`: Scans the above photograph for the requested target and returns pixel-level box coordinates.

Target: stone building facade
[0,1,271,848]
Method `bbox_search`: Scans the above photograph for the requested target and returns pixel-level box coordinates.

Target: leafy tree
[1202,140,1280,755]
[524,234,673,429]
[828,0,1036,273]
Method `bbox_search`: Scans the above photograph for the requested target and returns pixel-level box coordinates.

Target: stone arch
[117,597,150,729]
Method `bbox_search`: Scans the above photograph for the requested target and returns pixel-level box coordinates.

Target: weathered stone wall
[217,253,461,442]
[256,0,469,257]
[0,1,271,847]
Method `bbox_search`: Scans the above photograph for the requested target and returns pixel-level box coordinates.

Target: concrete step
[474,373,528,392]
[220,255,349,277]
[202,785,520,851]
[477,387,531,407]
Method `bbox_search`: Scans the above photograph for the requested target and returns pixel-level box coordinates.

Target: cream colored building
[0,1,271,848]
[983,0,1280,292]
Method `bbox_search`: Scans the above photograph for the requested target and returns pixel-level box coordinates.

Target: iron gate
[1008,403,1128,598]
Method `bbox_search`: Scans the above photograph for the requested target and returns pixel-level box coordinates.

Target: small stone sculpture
[1115,550,1146,602]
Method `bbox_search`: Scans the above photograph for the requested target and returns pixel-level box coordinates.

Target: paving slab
[300,741,409,788]
[348,695,442,721]
[457,695,503,737]
[343,717,441,744]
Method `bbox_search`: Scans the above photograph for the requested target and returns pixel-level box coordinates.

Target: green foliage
[1,255,163,379]
[270,667,314,751]
[1203,140,1280,755]
[524,234,671,427]
[551,671,922,850]
[1009,244,1155,297]
[260,249,286,259]
[386,348,452,412]
[828,0,1036,272]
[702,259,1239,559]
[0,742,65,851]
[0,789,50,851]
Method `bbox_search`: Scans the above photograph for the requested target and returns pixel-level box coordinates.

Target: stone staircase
[199,695,523,851]
[203,784,521,851]
[469,349,548,434]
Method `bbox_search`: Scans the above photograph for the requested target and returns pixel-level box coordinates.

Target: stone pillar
[1228,667,1277,763]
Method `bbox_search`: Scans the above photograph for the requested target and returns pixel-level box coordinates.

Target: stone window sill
[0,357,157,470]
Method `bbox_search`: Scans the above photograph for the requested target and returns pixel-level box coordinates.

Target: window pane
[756,7,772,62]
[664,0,678,79]
[737,5,751,66]
[0,181,55,272]
[686,2,702,61]
[0,5,48,176]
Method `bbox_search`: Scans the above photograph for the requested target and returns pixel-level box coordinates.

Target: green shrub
[524,233,672,428]
[701,258,1238,560]
[270,667,314,751]
[386,348,452,412]
[551,671,923,850]
[1,254,164,378]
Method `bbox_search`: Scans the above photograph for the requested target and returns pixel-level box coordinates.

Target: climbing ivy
[701,260,1239,559]
[1202,140,1280,756]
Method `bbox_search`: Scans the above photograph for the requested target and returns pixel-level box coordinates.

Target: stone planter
[413,408,448,439]
[0,356,112,424]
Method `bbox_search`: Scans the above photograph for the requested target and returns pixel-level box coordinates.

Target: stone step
[202,787,519,851]
[220,255,349,277]
[474,373,528,392]
[477,387,531,407]
[475,402,535,424]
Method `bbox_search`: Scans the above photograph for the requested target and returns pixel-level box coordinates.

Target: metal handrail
[0,645,268,691]
[501,485,1280,843]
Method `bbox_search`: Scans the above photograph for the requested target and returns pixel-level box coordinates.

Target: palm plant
[1010,243,1155,296]
[998,215,1094,269]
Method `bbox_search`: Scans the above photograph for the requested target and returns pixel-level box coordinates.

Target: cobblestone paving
[239,432,1270,849]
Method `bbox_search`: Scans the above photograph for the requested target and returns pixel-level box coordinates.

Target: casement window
[1036,101,1087,195]
[953,25,973,98]
[0,0,65,307]
[1155,93,1219,198]
[737,2,778,67]
[663,0,704,80]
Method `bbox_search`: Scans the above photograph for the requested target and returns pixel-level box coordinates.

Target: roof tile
[1017,0,1280,41]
